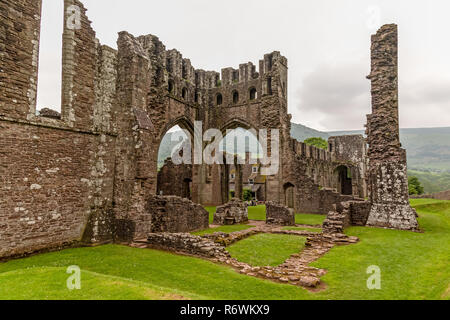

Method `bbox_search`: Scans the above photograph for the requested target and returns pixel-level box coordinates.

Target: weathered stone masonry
[0,0,117,258]
[365,24,418,231]
[0,0,413,260]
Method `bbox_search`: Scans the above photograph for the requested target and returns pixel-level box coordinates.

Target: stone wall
[323,200,371,234]
[0,0,118,259]
[349,201,372,226]
[266,202,295,226]
[141,196,209,236]
[146,233,230,259]
[0,0,41,120]
[0,0,375,259]
[0,121,116,258]
[157,158,192,199]
[365,24,418,231]
[213,199,248,225]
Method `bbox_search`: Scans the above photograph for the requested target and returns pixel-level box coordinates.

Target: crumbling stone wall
[322,200,371,234]
[0,0,41,120]
[0,0,117,259]
[157,158,192,199]
[213,199,248,225]
[266,202,295,226]
[365,24,418,231]
[281,137,366,214]
[0,0,372,259]
[142,196,209,236]
[146,233,230,259]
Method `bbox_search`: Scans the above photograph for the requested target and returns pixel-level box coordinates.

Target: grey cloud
[296,61,371,131]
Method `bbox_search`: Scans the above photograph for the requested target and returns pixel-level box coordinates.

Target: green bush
[304,137,328,150]
[408,175,425,195]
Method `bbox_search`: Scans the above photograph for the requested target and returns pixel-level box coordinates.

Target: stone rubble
[213,199,248,225]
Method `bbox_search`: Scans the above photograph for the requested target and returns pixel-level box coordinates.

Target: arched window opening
[220,127,264,202]
[232,71,239,82]
[232,91,239,104]
[194,91,200,103]
[166,58,172,73]
[249,88,257,100]
[168,80,174,93]
[182,87,188,100]
[267,77,273,95]
[157,125,193,198]
[268,54,273,71]
[216,93,223,106]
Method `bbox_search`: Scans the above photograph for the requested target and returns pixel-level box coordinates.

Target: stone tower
[365,24,418,231]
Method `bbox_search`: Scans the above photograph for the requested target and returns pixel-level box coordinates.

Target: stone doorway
[336,165,352,195]
[284,183,295,209]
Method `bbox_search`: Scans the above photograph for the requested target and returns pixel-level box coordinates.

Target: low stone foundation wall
[146,233,230,259]
[323,200,371,233]
[213,199,248,225]
[147,196,209,233]
[349,201,371,226]
[266,202,295,226]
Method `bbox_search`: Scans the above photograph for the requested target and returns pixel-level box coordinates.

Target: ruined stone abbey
[0,0,418,260]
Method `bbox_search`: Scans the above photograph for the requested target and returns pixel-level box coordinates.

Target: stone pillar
[365,24,418,231]
[234,156,243,200]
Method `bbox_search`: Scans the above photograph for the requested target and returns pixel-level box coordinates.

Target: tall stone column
[365,24,418,231]
[234,156,243,200]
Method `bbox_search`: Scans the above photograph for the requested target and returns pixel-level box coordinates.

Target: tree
[408,176,424,195]
[243,189,253,201]
[304,137,328,150]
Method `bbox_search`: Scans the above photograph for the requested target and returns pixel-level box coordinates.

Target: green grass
[226,234,307,267]
[248,205,267,221]
[204,207,217,224]
[282,226,322,233]
[295,213,326,226]
[0,267,191,300]
[192,224,254,236]
[310,199,450,300]
[0,199,448,300]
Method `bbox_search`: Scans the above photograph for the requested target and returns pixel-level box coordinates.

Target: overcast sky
[37,0,450,131]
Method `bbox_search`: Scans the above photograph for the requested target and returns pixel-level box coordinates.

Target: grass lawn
[0,199,448,300]
[226,234,306,267]
[192,224,254,236]
[282,226,322,233]
[248,205,267,220]
[204,207,217,224]
[295,214,326,226]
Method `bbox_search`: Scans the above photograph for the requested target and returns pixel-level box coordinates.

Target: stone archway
[156,116,195,198]
[216,120,259,204]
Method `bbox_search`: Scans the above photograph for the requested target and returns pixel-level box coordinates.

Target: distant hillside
[290,123,330,141]
[159,124,450,193]
[328,127,450,172]
[328,127,450,194]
